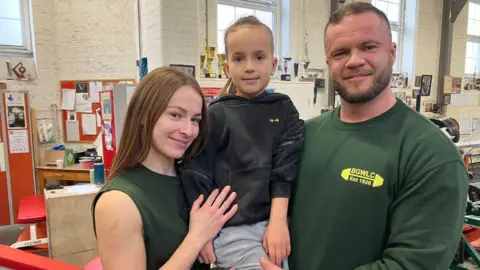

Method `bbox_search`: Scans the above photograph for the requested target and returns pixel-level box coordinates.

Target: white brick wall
[5,0,138,157]
[54,0,137,80]
[140,0,163,69]
[412,0,443,102]
[140,0,200,75]
[451,3,468,77]
[161,0,199,67]
[6,0,59,111]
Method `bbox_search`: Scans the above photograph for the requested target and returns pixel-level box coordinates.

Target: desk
[36,164,90,194]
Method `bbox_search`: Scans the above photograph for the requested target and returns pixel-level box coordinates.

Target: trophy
[293,62,299,81]
[302,59,311,80]
[217,53,227,78]
[200,54,206,77]
[280,57,292,81]
[204,46,217,78]
[301,31,311,80]
[283,57,292,74]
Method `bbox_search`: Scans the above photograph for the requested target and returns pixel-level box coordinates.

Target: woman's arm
[95,187,238,270]
[95,190,147,270]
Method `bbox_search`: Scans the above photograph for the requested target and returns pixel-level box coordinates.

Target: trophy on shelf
[293,62,299,81]
[301,32,311,81]
[217,53,227,78]
[204,46,217,78]
[281,57,292,81]
[200,54,206,77]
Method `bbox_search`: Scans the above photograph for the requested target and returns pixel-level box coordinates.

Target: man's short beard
[333,64,392,104]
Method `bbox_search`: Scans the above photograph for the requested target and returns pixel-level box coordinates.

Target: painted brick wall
[6,0,138,157]
[140,0,200,75]
[5,0,59,111]
[412,0,443,102]
[140,0,163,69]
[451,4,468,77]
[160,0,200,69]
[54,0,137,80]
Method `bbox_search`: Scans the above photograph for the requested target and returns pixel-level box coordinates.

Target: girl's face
[151,85,203,160]
[225,27,277,98]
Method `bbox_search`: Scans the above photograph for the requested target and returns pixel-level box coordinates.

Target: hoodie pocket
[229,165,272,212]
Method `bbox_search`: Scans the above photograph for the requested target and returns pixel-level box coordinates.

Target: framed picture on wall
[170,64,195,78]
[420,75,432,96]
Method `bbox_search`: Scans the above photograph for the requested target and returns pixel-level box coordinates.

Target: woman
[92,67,238,270]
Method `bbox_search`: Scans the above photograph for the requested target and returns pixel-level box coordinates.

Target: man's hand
[263,219,291,266]
[260,257,283,270]
[197,240,216,264]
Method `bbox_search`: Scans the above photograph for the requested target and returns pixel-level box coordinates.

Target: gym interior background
[1,0,480,269]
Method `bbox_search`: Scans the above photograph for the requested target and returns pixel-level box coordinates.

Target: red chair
[84,256,102,270]
[0,244,81,270]
[10,195,48,249]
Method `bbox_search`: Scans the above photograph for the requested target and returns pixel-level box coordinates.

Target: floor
[0,224,49,257]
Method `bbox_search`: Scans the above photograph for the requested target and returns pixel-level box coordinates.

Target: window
[0,0,33,55]
[466,1,480,74]
[217,0,278,55]
[372,0,404,72]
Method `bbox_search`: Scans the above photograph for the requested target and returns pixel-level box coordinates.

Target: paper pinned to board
[89,81,103,103]
[81,114,97,135]
[8,130,29,154]
[61,89,75,110]
[66,120,80,141]
[75,93,92,112]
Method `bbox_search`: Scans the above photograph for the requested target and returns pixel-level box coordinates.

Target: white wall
[4,0,138,163]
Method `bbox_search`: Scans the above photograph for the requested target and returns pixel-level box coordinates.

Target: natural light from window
[217,2,275,54]
[466,1,480,74]
[0,0,24,47]
[372,0,403,72]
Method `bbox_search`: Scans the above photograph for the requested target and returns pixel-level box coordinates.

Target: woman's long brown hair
[107,67,208,181]
[219,16,275,96]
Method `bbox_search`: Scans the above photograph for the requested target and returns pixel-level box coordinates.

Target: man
[261,3,468,270]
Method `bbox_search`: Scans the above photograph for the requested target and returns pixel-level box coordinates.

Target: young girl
[92,67,238,270]
[181,16,304,269]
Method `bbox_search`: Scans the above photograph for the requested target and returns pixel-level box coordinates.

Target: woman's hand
[188,186,238,245]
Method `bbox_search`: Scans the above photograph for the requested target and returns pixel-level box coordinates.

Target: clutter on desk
[44,146,75,167]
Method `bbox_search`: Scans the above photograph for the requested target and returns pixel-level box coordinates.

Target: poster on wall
[100,92,112,121]
[8,130,29,154]
[5,93,26,129]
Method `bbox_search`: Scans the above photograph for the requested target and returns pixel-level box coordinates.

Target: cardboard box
[44,149,75,166]
[44,185,99,266]
[0,82,6,90]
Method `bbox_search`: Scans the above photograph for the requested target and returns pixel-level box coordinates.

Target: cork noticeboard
[60,79,135,143]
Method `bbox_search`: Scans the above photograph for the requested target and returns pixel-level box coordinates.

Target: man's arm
[180,105,227,206]
[355,160,468,270]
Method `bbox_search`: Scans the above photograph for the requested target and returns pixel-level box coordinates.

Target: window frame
[216,0,280,57]
[0,0,34,57]
[466,0,480,75]
[372,0,405,73]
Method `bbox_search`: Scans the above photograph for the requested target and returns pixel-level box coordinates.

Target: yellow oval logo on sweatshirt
[341,168,384,187]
